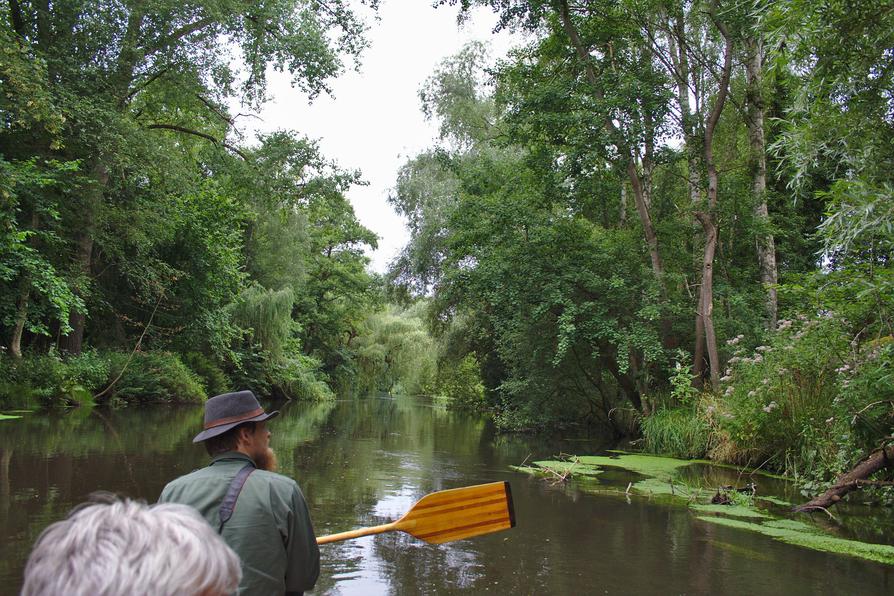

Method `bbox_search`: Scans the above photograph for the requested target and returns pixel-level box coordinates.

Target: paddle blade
[395,481,516,544]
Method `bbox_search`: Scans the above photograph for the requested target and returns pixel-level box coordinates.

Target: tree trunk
[60,165,106,355]
[620,182,627,225]
[9,210,41,358]
[696,210,720,387]
[744,35,778,329]
[9,281,30,358]
[627,159,664,281]
[695,7,733,389]
[795,444,894,512]
[667,11,707,381]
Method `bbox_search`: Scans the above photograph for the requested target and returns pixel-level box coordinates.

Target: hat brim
[192,410,279,443]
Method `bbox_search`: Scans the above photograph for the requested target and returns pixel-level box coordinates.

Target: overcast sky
[240,2,519,273]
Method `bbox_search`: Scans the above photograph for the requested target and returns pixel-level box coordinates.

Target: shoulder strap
[218,463,256,533]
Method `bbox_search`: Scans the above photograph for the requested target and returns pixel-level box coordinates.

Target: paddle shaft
[317,521,398,545]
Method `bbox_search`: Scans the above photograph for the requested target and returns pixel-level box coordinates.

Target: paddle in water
[316,481,516,545]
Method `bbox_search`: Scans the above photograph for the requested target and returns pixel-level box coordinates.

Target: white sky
[239,2,520,273]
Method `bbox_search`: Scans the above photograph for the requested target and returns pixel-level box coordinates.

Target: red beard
[255,447,278,472]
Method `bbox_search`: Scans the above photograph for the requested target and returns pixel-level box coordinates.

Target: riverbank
[0,347,341,408]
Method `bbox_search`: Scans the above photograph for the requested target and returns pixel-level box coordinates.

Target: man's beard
[254,447,278,472]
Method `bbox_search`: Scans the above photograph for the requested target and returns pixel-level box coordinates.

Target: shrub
[269,353,334,401]
[710,315,894,492]
[0,351,109,407]
[64,351,111,393]
[102,351,206,404]
[181,352,230,396]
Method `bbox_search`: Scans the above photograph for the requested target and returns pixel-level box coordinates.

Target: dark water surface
[1,396,892,594]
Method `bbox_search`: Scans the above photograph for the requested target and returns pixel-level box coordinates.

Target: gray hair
[22,493,241,596]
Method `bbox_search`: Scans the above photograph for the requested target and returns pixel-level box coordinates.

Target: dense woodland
[2,0,893,499]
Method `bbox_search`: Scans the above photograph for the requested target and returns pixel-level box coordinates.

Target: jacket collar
[210,450,257,467]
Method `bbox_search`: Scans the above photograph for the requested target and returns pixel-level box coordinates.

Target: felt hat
[192,390,279,443]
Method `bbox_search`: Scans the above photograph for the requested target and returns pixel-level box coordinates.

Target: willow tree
[2,0,375,354]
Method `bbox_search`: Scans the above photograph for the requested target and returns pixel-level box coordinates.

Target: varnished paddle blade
[395,481,516,544]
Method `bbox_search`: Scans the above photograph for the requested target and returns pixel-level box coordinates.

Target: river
[1,396,892,594]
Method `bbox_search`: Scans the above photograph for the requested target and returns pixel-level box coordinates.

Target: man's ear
[235,425,252,446]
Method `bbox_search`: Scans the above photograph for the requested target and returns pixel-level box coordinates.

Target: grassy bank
[639,316,894,503]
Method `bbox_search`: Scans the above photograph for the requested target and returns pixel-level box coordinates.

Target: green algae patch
[532,460,604,477]
[755,495,791,507]
[577,454,692,480]
[763,519,813,532]
[510,461,603,479]
[697,516,894,565]
[690,504,769,519]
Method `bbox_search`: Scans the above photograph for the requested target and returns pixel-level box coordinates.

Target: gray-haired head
[22,493,241,596]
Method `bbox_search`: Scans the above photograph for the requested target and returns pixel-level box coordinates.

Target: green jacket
[159,452,320,595]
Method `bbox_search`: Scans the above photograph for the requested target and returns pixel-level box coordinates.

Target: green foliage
[709,311,894,492]
[1,0,382,404]
[181,352,230,397]
[0,351,109,407]
[669,350,698,407]
[641,408,710,459]
[103,352,206,404]
[431,353,487,411]
[230,284,296,359]
[354,304,438,395]
[268,351,334,401]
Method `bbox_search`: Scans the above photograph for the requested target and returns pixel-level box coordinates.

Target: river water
[1,396,892,594]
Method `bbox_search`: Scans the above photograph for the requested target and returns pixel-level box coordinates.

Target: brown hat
[192,390,279,443]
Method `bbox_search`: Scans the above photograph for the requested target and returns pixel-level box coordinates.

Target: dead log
[794,444,894,512]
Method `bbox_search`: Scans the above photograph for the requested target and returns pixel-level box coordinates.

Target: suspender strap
[218,463,255,533]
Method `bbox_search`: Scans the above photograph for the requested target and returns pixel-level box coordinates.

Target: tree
[2,0,376,353]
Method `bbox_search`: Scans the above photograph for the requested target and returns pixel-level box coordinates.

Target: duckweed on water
[577,454,692,480]
[755,495,791,507]
[698,516,894,565]
[510,461,603,479]
[690,504,769,519]
[513,452,894,566]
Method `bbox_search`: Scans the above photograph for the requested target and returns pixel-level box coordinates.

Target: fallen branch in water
[795,443,894,513]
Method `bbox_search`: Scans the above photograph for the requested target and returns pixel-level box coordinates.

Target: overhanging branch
[146,124,248,160]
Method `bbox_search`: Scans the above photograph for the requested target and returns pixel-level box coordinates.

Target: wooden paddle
[316,481,515,545]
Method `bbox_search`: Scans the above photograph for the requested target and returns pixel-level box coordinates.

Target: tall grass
[641,407,710,459]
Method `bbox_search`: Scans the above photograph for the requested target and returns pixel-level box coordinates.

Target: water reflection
[0,397,892,594]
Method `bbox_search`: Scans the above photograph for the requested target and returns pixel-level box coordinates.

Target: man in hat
[158,390,320,595]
